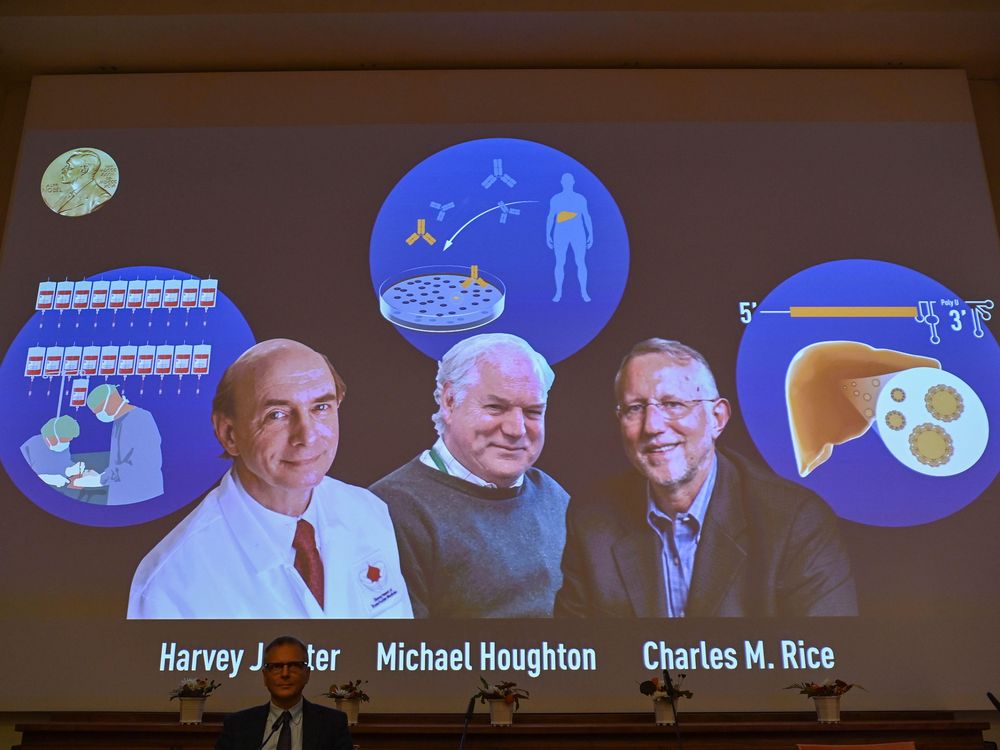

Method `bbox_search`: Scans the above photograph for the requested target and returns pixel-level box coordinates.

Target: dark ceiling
[1,1,998,83]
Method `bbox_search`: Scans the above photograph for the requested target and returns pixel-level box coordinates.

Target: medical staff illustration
[20,415,85,489]
[83,384,164,505]
[53,149,113,217]
[127,338,413,619]
[545,172,594,302]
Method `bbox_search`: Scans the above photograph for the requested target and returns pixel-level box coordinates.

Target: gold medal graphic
[40,148,119,217]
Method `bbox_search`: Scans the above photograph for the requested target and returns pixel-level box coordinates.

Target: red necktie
[292,519,325,608]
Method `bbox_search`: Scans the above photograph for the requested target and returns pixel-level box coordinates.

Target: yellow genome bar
[789,306,918,318]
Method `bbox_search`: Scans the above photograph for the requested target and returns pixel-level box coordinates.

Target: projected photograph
[126,337,415,620]
[0,70,998,715]
[556,338,858,619]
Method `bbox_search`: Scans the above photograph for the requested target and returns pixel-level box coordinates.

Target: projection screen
[0,68,998,714]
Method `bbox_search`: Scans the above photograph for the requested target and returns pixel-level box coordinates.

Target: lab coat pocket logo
[355,554,400,611]
[358,559,387,592]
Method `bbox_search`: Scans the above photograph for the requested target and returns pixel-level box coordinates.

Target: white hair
[431,333,555,436]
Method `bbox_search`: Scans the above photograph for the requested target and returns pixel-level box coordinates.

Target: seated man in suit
[555,338,858,618]
[216,635,353,750]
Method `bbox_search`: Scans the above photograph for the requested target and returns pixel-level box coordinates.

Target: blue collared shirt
[645,456,718,617]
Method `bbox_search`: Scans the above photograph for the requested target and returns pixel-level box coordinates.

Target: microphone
[662,670,684,750]
[988,692,1000,712]
[258,711,288,750]
[458,695,477,750]
[662,669,675,702]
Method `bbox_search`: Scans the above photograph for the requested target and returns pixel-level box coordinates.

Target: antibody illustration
[497,201,521,224]
[429,201,455,222]
[404,219,436,246]
[481,158,517,189]
[461,265,490,289]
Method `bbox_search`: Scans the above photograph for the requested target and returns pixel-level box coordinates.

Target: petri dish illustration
[378,265,506,333]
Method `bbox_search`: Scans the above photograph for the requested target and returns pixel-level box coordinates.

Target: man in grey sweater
[370,334,569,618]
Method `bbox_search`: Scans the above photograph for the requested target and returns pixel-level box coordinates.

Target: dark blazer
[554,450,858,617]
[215,698,353,750]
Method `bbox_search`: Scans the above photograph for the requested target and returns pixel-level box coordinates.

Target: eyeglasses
[262,661,309,674]
[616,398,719,423]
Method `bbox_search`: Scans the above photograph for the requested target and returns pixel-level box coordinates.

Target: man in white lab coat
[127,339,412,619]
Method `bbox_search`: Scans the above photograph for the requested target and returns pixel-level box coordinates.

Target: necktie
[292,518,325,608]
[276,710,292,750]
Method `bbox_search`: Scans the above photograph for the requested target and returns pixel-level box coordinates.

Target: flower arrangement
[474,677,529,710]
[639,673,692,701]
[785,679,864,697]
[324,679,371,702]
[169,677,221,700]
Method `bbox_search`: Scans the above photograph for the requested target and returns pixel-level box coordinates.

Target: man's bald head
[210,339,346,513]
[212,339,346,423]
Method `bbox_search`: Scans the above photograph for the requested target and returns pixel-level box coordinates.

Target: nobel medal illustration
[786,341,989,478]
[40,148,119,217]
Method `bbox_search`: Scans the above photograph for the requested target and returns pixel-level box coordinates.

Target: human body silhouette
[546,173,594,302]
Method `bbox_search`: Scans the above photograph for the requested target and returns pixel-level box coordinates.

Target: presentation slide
[0,69,997,714]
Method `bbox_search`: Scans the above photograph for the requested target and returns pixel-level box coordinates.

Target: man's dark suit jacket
[215,698,353,750]
[554,450,858,617]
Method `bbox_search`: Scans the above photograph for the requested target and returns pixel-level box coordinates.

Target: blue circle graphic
[370,138,629,363]
[736,259,1000,527]
[0,266,255,527]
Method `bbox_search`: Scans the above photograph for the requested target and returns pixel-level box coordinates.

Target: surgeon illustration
[545,172,594,302]
[20,415,85,488]
[82,384,163,504]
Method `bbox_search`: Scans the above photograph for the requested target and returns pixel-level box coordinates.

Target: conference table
[14,710,989,749]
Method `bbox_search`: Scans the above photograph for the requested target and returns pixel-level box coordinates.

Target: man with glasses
[216,635,353,750]
[128,339,412,619]
[555,338,857,617]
